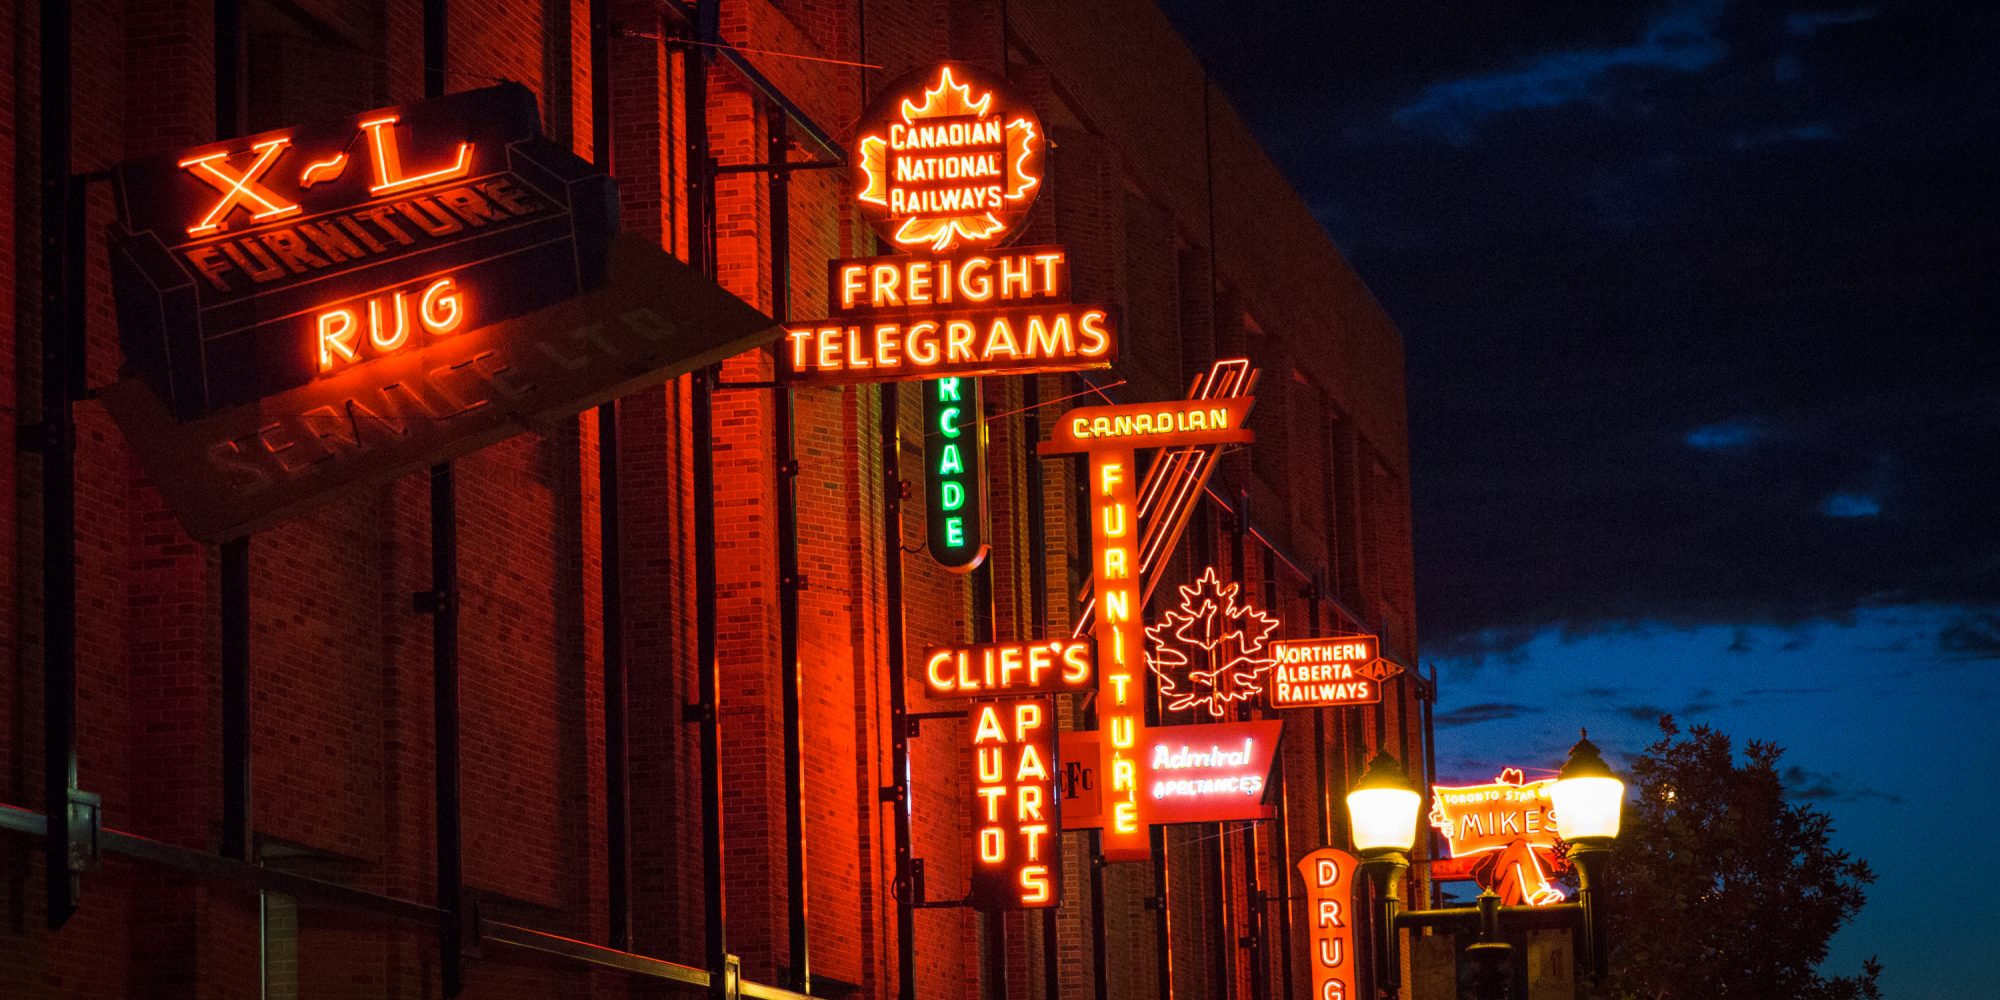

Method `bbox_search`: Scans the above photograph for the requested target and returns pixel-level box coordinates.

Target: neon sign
[1041,391,1269,860]
[101,236,782,542]
[787,64,1116,390]
[1146,567,1282,720]
[109,84,615,421]
[923,377,989,571]
[1265,635,1402,710]
[785,248,1113,384]
[1298,848,1358,1000]
[1429,768,1567,906]
[969,698,1059,910]
[922,639,1093,699]
[1059,720,1281,828]
[854,63,1044,253]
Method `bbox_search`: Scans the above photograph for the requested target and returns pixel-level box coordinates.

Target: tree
[1577,717,1882,1000]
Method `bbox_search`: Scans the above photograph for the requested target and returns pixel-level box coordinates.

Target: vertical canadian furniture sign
[1299,847,1359,1000]
[100,84,783,541]
[1041,396,1270,861]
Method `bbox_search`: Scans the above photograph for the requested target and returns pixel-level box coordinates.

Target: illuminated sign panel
[923,377,989,571]
[1058,720,1281,828]
[1147,567,1282,720]
[786,246,1113,384]
[1088,447,1148,859]
[109,84,615,420]
[1265,635,1402,710]
[921,639,1093,699]
[1047,399,1255,453]
[1429,768,1567,906]
[101,236,782,542]
[787,64,1117,389]
[1298,848,1358,1000]
[1041,388,1266,861]
[854,63,1045,253]
[969,698,1059,911]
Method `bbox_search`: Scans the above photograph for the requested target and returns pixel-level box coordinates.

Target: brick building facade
[0,1,1426,998]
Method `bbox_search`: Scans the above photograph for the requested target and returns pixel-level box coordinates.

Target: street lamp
[1347,734,1624,1000]
[1552,731,1623,979]
[1346,751,1421,997]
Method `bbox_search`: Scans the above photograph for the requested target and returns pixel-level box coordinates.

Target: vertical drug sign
[923,376,987,571]
[1298,847,1359,1000]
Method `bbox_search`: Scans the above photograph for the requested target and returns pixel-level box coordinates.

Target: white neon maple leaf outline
[1146,567,1281,719]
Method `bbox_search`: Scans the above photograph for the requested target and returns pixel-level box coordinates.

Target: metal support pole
[1571,845,1611,982]
[1090,836,1109,1000]
[215,0,253,870]
[883,381,916,1000]
[1307,577,1331,847]
[428,462,464,997]
[683,5,729,995]
[38,0,85,931]
[692,359,729,999]
[419,4,463,993]
[1231,493,1262,1000]
[1024,374,1059,1000]
[588,0,631,949]
[968,548,1000,1000]
[1370,857,1407,1000]
[1262,560,1291,1000]
[220,538,251,861]
[768,111,812,994]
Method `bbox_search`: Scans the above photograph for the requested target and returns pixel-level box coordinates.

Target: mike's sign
[102,86,783,542]
[111,84,615,420]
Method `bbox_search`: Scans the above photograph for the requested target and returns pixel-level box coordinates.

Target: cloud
[1684,417,1769,450]
[1618,705,1673,724]
[1435,702,1543,727]
[1393,0,1727,142]
[1820,492,1882,518]
[1785,8,1879,37]
[1939,613,2000,659]
[1731,123,1839,149]
[1782,764,1903,805]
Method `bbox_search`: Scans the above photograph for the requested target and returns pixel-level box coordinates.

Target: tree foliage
[1582,717,1882,999]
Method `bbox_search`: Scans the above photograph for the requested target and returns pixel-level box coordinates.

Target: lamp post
[1347,751,1422,996]
[1346,733,1623,1000]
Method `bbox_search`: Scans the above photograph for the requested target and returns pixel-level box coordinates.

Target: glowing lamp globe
[1552,732,1624,843]
[1346,751,1421,856]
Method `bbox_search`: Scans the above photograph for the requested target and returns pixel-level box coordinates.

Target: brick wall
[0,1,1421,998]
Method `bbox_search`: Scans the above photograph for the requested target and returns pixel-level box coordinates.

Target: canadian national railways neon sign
[855,64,1044,253]
[785,64,1117,387]
[109,84,615,421]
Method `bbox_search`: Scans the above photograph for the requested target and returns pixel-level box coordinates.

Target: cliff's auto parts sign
[101,85,780,541]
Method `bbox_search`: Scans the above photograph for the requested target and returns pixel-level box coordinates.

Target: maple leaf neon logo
[855,66,1043,252]
[1146,567,1282,719]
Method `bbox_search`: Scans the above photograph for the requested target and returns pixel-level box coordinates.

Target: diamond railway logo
[1146,567,1282,719]
[855,64,1044,252]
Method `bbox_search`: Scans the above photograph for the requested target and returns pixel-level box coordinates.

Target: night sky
[1155,1,1997,995]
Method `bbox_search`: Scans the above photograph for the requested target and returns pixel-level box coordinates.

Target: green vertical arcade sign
[923,377,988,572]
